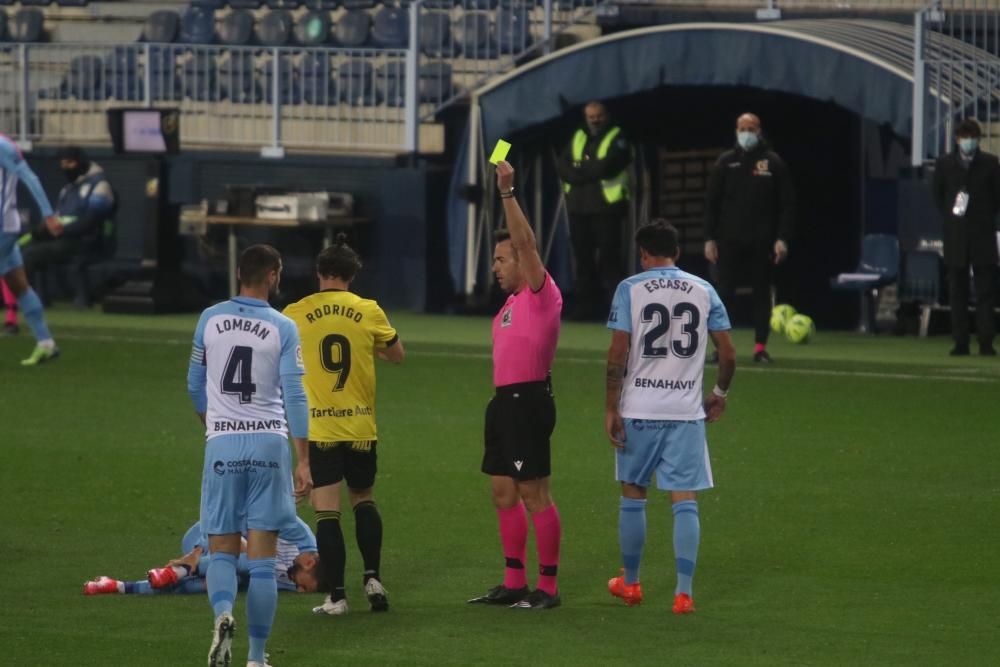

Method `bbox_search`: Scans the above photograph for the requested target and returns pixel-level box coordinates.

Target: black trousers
[568,210,623,319]
[716,239,774,345]
[948,264,996,347]
[22,238,84,304]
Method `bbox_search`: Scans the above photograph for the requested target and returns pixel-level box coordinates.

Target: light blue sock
[619,497,647,584]
[672,500,700,596]
[16,288,51,343]
[207,552,238,618]
[125,577,206,595]
[246,558,276,665]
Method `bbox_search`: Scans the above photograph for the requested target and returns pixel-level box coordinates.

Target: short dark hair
[238,244,282,287]
[494,228,511,244]
[57,145,87,164]
[956,118,982,138]
[316,233,362,281]
[635,219,679,258]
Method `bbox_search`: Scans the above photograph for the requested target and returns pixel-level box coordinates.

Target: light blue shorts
[615,419,714,491]
[200,433,295,535]
[0,232,23,275]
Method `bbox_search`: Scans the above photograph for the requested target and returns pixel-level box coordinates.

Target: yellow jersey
[283,290,397,442]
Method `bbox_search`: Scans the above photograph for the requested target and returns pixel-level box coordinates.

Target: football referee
[468,161,564,610]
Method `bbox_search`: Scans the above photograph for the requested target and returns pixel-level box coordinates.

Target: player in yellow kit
[284,235,404,616]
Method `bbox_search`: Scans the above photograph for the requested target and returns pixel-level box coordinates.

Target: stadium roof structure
[474,19,999,148]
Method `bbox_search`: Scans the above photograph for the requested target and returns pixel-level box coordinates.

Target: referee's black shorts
[482,381,556,481]
[309,440,377,490]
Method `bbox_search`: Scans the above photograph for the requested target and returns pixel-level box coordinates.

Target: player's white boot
[207,611,235,667]
[365,578,389,612]
[312,595,348,615]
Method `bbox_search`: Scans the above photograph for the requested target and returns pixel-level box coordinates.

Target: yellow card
[488,139,512,165]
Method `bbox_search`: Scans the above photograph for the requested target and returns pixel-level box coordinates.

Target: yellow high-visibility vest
[563,126,629,203]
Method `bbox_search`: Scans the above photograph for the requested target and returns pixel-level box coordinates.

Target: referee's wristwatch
[500,187,515,199]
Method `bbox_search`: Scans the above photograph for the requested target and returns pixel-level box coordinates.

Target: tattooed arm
[605,330,630,449]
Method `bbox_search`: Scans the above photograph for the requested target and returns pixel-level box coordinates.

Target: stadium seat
[899,249,944,337]
[334,9,371,48]
[463,0,499,9]
[263,54,302,105]
[180,5,216,44]
[831,233,900,333]
[221,50,261,103]
[372,6,408,49]
[56,0,91,6]
[256,10,294,46]
[191,0,225,8]
[456,13,497,59]
[376,60,405,107]
[227,0,263,9]
[218,10,254,46]
[0,13,7,41]
[183,52,221,101]
[301,51,336,104]
[10,7,45,43]
[142,10,180,43]
[63,55,105,101]
[341,0,376,9]
[419,61,453,103]
[399,0,455,8]
[295,10,331,46]
[303,1,341,9]
[419,11,454,58]
[19,0,52,6]
[338,59,379,106]
[265,0,302,7]
[105,48,142,101]
[497,6,531,54]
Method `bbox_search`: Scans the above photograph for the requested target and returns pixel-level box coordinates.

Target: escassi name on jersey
[214,317,272,340]
[311,404,374,418]
[642,278,695,294]
[304,304,364,324]
[213,419,285,432]
[633,377,697,390]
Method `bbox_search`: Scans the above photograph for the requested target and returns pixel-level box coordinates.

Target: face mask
[62,166,85,183]
[959,138,978,154]
[737,131,760,151]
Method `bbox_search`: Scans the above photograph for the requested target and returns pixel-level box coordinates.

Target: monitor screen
[108,109,180,154]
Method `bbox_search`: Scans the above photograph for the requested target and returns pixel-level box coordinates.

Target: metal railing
[615,0,1000,8]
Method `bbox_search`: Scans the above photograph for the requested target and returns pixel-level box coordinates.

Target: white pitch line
[52,332,1000,384]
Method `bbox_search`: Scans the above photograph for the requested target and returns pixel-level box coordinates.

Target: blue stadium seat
[400,0,456,7]
[341,0,376,9]
[263,55,302,105]
[334,9,370,48]
[256,9,293,46]
[148,44,181,74]
[376,60,405,107]
[265,0,302,7]
[456,13,497,59]
[56,0,91,6]
[180,5,216,44]
[338,59,379,106]
[227,0,263,8]
[105,48,142,101]
[19,0,52,6]
[303,0,340,8]
[0,13,7,41]
[218,10,254,46]
[462,0,499,9]
[183,53,221,101]
[301,52,336,104]
[419,61,453,103]
[10,8,45,43]
[191,0,225,8]
[419,11,454,57]
[497,7,531,54]
[372,6,407,48]
[221,50,261,103]
[295,10,330,46]
[143,10,180,43]
[831,233,900,333]
[63,55,105,101]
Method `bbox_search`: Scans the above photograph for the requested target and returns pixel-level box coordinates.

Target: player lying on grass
[83,518,326,595]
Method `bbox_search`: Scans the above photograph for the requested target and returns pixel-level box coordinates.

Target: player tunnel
[447,20,962,327]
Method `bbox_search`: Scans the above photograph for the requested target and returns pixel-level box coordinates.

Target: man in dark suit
[932,118,1000,356]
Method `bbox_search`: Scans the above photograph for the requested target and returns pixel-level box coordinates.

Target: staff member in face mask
[21,146,116,306]
[556,101,632,321]
[932,118,1000,357]
[704,113,795,363]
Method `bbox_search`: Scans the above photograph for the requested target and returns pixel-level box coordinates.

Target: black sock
[353,501,382,584]
[316,510,346,601]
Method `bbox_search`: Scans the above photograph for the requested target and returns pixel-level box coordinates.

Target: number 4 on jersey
[222,345,257,403]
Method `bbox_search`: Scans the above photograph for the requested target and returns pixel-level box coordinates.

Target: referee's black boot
[510,589,561,610]
[467,584,530,605]
[950,343,970,356]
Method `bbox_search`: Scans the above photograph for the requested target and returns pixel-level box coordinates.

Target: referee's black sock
[316,510,346,602]
[353,501,382,584]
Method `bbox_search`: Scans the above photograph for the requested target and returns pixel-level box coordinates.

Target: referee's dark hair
[238,244,282,286]
[494,228,511,244]
[316,233,363,281]
[956,118,983,138]
[635,219,679,258]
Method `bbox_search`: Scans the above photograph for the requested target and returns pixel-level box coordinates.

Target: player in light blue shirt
[604,220,735,614]
[187,244,312,667]
[0,135,61,365]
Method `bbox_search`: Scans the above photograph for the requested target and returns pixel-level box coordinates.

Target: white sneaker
[312,595,348,615]
[365,578,389,612]
[207,612,235,667]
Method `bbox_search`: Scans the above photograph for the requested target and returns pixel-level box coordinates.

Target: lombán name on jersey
[213,419,285,432]
[214,317,271,340]
[311,404,374,418]
[642,278,694,294]
[304,303,364,324]
[633,377,697,390]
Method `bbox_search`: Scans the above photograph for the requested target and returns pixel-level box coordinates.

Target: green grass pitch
[1,307,998,666]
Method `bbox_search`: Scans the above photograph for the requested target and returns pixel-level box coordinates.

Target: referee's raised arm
[496,160,546,292]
